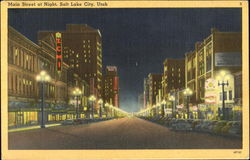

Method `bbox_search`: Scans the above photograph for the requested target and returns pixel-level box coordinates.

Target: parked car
[169,118,178,129]
[221,121,235,135]
[196,120,210,132]
[28,120,38,125]
[212,120,227,134]
[173,119,192,131]
[191,119,202,130]
[227,121,242,138]
[61,119,74,125]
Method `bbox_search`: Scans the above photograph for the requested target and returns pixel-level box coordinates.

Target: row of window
[9,46,36,72]
[8,72,36,97]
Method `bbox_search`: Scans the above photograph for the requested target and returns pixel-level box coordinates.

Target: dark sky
[8,8,242,112]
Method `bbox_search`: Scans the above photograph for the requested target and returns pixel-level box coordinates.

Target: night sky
[8,8,241,112]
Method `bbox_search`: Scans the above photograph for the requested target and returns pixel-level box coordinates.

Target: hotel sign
[215,52,241,67]
[205,78,217,104]
[56,32,62,72]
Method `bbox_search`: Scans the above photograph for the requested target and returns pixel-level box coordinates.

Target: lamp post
[161,100,166,117]
[98,99,103,118]
[73,88,82,119]
[217,71,229,120]
[168,95,175,118]
[110,104,114,117]
[184,88,193,119]
[88,95,96,119]
[36,70,51,128]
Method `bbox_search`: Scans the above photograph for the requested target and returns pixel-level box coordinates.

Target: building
[103,66,119,108]
[143,78,150,109]
[233,71,242,105]
[38,24,103,99]
[148,73,162,107]
[185,28,242,120]
[8,26,69,127]
[162,58,185,100]
[185,28,242,104]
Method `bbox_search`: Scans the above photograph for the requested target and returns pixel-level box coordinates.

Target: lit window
[85,59,87,63]
[88,40,90,43]
[83,40,85,43]
[76,54,79,58]
[172,68,174,71]
[76,64,79,67]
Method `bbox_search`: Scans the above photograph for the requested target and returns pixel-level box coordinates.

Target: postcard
[1,0,249,159]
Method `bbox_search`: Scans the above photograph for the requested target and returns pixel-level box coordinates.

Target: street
[9,117,241,149]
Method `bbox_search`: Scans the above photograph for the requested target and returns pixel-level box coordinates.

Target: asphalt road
[8,117,242,149]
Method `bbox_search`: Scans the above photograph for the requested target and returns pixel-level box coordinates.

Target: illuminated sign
[107,66,117,72]
[55,32,62,72]
[113,76,118,90]
[205,78,217,104]
[205,78,216,90]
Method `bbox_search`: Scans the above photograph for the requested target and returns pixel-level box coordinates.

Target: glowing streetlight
[98,99,103,118]
[161,100,167,117]
[88,95,96,119]
[217,70,230,120]
[36,70,51,128]
[168,95,176,118]
[73,88,82,119]
[184,88,193,119]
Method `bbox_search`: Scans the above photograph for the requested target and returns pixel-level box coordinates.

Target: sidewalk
[9,123,61,133]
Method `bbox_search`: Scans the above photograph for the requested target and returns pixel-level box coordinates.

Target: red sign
[56,32,62,71]
[113,76,118,90]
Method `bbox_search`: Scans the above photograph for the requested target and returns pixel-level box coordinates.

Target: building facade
[38,24,103,99]
[103,66,119,108]
[143,78,150,109]
[8,26,70,127]
[148,73,162,107]
[185,28,242,120]
[162,58,185,100]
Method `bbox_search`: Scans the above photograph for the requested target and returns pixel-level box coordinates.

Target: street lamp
[73,88,82,119]
[161,100,166,117]
[98,99,103,118]
[36,70,51,128]
[183,88,193,119]
[168,95,175,118]
[110,104,114,117]
[88,95,96,119]
[217,70,230,120]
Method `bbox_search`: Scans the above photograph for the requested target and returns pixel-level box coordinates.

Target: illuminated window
[84,59,87,63]
[83,45,86,48]
[172,68,174,71]
[88,50,90,53]
[76,54,79,58]
[83,40,86,43]
[76,64,79,67]
[88,40,90,43]
[88,45,90,48]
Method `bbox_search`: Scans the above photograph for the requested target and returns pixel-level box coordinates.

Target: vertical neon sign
[56,32,62,72]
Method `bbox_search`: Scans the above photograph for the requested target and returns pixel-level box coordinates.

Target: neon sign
[55,32,62,72]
